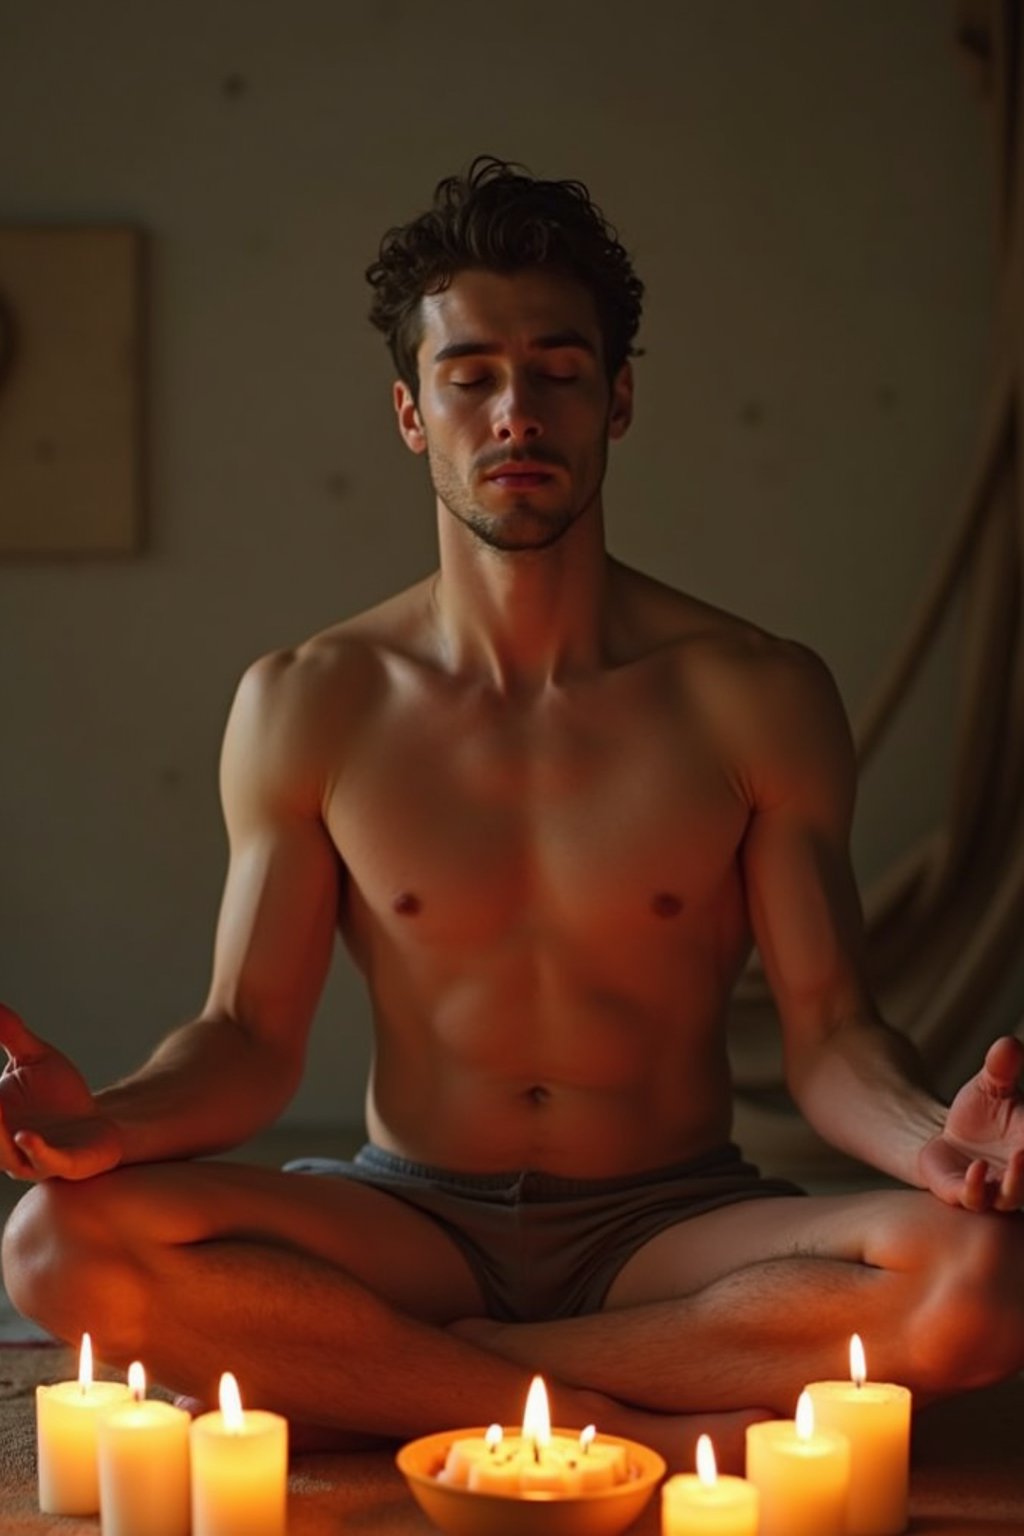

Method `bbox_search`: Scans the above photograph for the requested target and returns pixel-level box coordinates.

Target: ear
[607,362,633,441]
[394,380,427,455]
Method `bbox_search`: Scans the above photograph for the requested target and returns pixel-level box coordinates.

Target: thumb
[0,1004,46,1061]
[982,1036,1023,1094]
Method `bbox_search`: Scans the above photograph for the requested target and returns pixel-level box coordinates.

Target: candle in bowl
[397,1374,666,1536]
[97,1362,191,1536]
[746,1390,850,1536]
[661,1433,759,1535]
[806,1333,911,1535]
[36,1333,133,1515]
[190,1371,288,1536]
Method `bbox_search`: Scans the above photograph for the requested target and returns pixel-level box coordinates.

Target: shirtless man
[3,157,1024,1469]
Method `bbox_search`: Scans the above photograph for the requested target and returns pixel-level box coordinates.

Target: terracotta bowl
[396,1426,665,1536]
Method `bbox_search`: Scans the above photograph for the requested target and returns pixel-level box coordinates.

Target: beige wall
[0,2,999,1125]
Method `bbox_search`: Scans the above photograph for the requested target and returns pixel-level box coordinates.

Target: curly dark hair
[366,155,644,396]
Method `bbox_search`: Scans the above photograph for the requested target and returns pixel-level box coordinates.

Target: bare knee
[908,1210,1024,1395]
[2,1175,149,1357]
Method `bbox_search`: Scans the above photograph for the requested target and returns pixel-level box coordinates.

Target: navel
[524,1085,551,1106]
[651,892,684,919]
[392,891,422,917]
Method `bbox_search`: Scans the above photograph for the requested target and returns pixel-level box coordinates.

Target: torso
[302,562,789,1177]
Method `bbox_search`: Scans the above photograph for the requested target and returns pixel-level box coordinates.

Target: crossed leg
[460,1188,1024,1414]
[4,1164,1023,1472]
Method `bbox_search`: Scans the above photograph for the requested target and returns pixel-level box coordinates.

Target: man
[3,157,1024,1471]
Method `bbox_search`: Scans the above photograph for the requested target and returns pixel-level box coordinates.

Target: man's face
[394,268,632,553]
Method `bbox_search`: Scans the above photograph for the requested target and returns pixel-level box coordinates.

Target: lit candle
[806,1334,911,1535]
[746,1390,851,1536]
[97,1363,191,1536]
[662,1434,759,1534]
[36,1333,133,1515]
[190,1372,288,1536]
[437,1376,630,1497]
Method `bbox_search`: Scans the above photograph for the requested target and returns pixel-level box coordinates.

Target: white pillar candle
[98,1363,191,1536]
[806,1334,912,1535]
[746,1391,851,1536]
[662,1435,759,1535]
[190,1372,288,1536]
[36,1334,133,1515]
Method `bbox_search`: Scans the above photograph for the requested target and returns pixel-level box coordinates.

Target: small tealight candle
[807,1334,911,1535]
[438,1375,631,1498]
[746,1390,851,1536]
[36,1333,133,1515]
[190,1372,288,1536]
[98,1362,191,1536]
[661,1434,759,1534]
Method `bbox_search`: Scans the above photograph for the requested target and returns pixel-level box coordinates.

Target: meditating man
[2,157,1023,1469]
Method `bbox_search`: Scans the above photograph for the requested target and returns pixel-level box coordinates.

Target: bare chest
[326,677,751,948]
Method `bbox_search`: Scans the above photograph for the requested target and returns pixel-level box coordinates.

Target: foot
[448,1317,771,1474]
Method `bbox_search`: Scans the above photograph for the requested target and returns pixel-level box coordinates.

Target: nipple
[392,891,422,917]
[651,892,684,919]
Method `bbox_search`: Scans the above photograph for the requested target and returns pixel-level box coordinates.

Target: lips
[484,462,557,489]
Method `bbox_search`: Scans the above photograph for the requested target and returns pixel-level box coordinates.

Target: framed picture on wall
[0,225,145,557]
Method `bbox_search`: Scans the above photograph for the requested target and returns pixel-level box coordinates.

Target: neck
[432,501,614,694]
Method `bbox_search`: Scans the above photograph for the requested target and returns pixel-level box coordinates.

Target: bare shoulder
[619,563,855,812]
[221,578,435,814]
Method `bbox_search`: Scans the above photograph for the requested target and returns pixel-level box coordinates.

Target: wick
[532,1439,540,1465]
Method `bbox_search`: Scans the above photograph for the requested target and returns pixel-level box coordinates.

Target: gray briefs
[284,1142,804,1323]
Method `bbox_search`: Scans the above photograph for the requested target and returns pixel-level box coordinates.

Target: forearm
[94,1015,302,1166]
[787,1016,947,1187]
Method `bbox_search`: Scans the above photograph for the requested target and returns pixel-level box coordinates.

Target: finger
[962,1158,993,1212]
[983,1036,1024,1095]
[0,1105,35,1179]
[995,1147,1024,1212]
[0,1004,44,1063]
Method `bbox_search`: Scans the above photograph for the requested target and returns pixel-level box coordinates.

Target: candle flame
[795,1390,815,1441]
[579,1424,596,1454]
[78,1333,93,1391]
[485,1423,503,1452]
[850,1332,867,1387]
[128,1361,146,1402]
[696,1433,718,1486]
[219,1372,245,1431]
[522,1375,551,1450]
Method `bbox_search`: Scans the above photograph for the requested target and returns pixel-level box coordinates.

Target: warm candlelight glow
[522,1375,551,1449]
[795,1390,815,1441]
[218,1372,245,1432]
[696,1432,717,1485]
[78,1334,93,1391]
[127,1361,146,1403]
[850,1332,867,1387]
[484,1423,503,1452]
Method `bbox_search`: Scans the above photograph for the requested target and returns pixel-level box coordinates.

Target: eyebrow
[433,329,597,364]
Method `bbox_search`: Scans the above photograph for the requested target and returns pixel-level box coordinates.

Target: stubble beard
[428,444,608,555]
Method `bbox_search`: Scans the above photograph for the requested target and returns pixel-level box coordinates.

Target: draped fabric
[729,1,1024,1134]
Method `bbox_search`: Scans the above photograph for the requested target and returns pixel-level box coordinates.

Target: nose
[491,376,543,444]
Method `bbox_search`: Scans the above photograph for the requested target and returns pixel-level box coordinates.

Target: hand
[0,1004,123,1180]
[918,1036,1024,1211]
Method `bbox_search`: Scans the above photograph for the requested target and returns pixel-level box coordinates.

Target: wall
[0,1,997,1124]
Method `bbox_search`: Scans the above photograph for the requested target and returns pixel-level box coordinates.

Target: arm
[2,648,342,1177]
[737,644,948,1188]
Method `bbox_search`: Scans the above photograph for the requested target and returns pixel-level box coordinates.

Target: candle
[36,1333,133,1515]
[438,1376,630,1497]
[746,1390,850,1536]
[97,1363,191,1536]
[662,1434,759,1534]
[190,1372,288,1536]
[807,1333,911,1535]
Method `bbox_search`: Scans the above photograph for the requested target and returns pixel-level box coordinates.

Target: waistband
[353,1141,754,1201]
